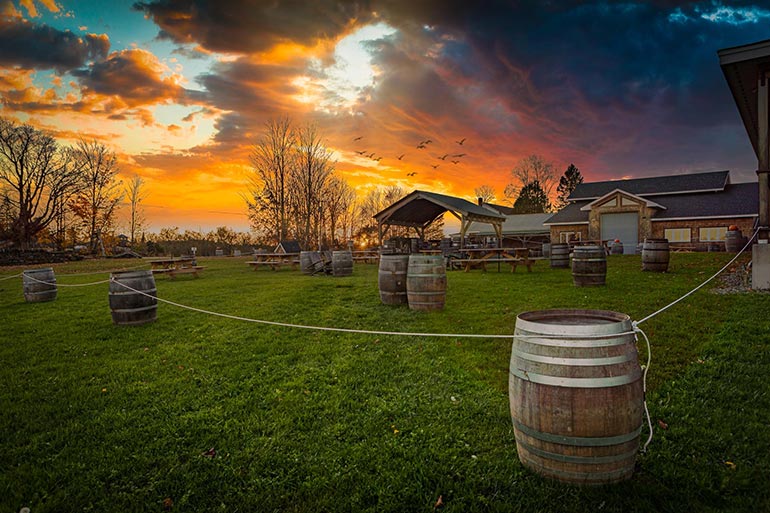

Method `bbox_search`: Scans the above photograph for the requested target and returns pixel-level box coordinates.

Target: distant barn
[275,240,301,253]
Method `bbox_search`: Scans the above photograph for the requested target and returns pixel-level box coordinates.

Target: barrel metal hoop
[513,333,631,348]
[509,367,641,388]
[517,438,638,464]
[513,420,642,447]
[109,288,157,296]
[512,349,635,367]
[521,457,634,482]
[113,304,157,314]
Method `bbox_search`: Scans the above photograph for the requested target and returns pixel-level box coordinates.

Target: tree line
[0,117,145,253]
[245,117,442,250]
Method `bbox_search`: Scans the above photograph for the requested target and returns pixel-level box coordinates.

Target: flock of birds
[351,136,469,178]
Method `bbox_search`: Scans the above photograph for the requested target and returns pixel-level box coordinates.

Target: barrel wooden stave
[641,238,669,272]
[109,270,157,325]
[331,250,353,277]
[300,251,321,275]
[509,309,643,485]
[725,230,742,253]
[22,268,57,302]
[550,243,570,268]
[571,245,606,287]
[406,254,446,311]
[378,254,409,305]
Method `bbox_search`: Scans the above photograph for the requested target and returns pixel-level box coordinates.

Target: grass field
[1,253,769,512]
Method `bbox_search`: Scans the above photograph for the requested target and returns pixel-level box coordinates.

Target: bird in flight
[438,154,449,160]
[367,152,376,158]
[452,153,467,158]
[353,136,363,141]
[422,139,433,145]
[373,156,382,162]
[431,164,440,169]
[355,150,367,155]
[451,160,460,164]
[397,154,405,160]
[456,138,466,145]
[416,143,426,149]
[406,171,417,176]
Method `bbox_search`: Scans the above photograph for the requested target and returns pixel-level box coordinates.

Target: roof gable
[579,189,666,211]
[374,190,505,226]
[569,170,729,200]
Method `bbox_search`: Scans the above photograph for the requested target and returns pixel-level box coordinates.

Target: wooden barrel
[724,230,742,253]
[22,268,57,303]
[641,239,669,272]
[510,309,643,485]
[406,254,446,311]
[300,251,321,275]
[109,270,157,325]
[571,246,606,287]
[331,250,353,276]
[550,243,570,268]
[378,254,409,305]
[610,241,624,255]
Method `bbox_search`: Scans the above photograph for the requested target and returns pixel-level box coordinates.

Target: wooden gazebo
[374,190,505,247]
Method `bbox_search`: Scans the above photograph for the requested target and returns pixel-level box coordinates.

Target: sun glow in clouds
[292,22,397,112]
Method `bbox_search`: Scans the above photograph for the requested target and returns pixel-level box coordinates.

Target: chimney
[478,197,483,206]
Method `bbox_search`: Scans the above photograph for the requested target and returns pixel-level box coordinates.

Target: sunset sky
[0,0,767,233]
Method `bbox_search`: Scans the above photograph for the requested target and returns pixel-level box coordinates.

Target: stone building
[544,170,758,253]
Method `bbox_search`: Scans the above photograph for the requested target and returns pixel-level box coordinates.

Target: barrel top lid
[23,267,54,273]
[518,309,630,327]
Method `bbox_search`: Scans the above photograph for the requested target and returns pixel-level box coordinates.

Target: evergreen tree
[555,163,583,210]
[513,180,550,214]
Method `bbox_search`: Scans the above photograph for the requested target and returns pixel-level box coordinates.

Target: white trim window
[664,228,691,243]
[699,227,727,242]
[559,231,581,243]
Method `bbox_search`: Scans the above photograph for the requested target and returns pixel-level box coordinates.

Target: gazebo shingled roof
[374,190,505,246]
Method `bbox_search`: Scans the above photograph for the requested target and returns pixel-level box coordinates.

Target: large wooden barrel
[510,309,643,485]
[550,243,570,268]
[724,230,743,253]
[300,251,321,275]
[22,268,57,303]
[331,250,353,276]
[378,254,409,305]
[641,239,669,272]
[406,254,446,311]
[109,270,157,325]
[571,246,606,287]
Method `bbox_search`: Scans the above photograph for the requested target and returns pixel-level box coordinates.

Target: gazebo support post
[754,69,770,289]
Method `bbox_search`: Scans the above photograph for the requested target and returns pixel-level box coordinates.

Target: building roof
[546,181,758,225]
[275,240,301,253]
[374,190,505,227]
[457,213,552,236]
[568,170,730,200]
[718,39,770,160]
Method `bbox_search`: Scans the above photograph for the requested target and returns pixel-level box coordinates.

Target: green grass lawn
[1,254,768,512]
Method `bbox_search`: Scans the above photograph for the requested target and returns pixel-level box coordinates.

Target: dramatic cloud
[0,16,109,72]
[73,48,188,107]
[133,0,372,54]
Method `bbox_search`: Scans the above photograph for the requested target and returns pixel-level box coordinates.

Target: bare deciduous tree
[0,118,84,249]
[246,117,295,243]
[474,185,496,204]
[324,174,355,246]
[504,154,557,206]
[125,175,146,244]
[69,139,124,254]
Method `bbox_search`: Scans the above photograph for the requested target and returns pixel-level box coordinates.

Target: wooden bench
[167,266,205,278]
[151,268,174,275]
[450,257,516,272]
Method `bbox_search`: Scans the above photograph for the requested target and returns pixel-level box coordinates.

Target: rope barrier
[0,273,22,281]
[634,228,758,326]
[22,272,111,288]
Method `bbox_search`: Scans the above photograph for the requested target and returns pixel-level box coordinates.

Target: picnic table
[149,257,205,278]
[247,252,300,271]
[450,248,540,273]
[351,250,380,264]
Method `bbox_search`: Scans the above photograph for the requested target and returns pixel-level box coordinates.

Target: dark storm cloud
[0,16,110,72]
[132,0,374,54]
[72,48,192,106]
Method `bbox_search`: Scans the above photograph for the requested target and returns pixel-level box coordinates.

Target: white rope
[22,272,110,288]
[635,228,758,326]
[0,273,22,281]
[109,277,514,339]
[633,324,654,453]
